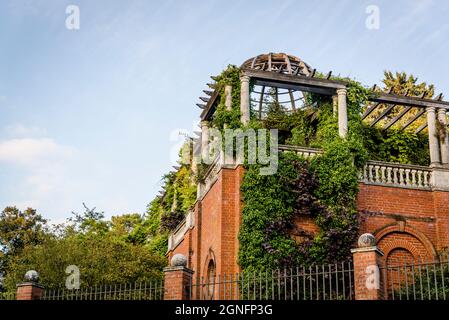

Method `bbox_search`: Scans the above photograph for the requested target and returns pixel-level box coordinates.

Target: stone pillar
[240,75,250,125]
[332,95,338,117]
[16,270,44,300]
[351,234,385,300]
[427,107,441,166]
[225,85,232,111]
[437,108,449,165]
[191,150,198,175]
[163,254,194,300]
[201,120,209,162]
[337,88,348,138]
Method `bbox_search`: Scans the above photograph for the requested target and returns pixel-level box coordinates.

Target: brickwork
[16,283,44,300]
[357,183,448,264]
[166,165,449,300]
[351,247,385,300]
[163,266,194,300]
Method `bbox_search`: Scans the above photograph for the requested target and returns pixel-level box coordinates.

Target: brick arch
[201,248,217,300]
[382,238,421,262]
[386,247,414,266]
[373,223,437,262]
[202,248,216,278]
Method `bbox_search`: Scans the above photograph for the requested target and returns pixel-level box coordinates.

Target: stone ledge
[163,266,194,274]
[351,246,384,256]
[16,282,44,289]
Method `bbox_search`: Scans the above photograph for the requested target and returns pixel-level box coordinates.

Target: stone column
[351,234,385,300]
[163,254,194,300]
[16,270,44,300]
[427,107,441,166]
[191,147,198,175]
[438,108,449,165]
[201,120,210,163]
[225,85,232,111]
[332,95,338,117]
[240,75,250,125]
[337,88,348,138]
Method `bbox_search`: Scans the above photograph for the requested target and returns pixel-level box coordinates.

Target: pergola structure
[197,52,449,168]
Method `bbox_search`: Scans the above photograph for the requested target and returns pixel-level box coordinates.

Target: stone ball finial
[170,254,187,267]
[24,270,39,282]
[358,233,376,248]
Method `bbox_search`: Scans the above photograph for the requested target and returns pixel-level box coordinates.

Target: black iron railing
[188,262,354,300]
[41,280,164,300]
[383,255,449,300]
[0,292,16,300]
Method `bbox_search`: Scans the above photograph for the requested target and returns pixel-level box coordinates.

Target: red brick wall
[168,168,449,295]
[163,267,193,300]
[357,183,449,264]
[169,165,244,299]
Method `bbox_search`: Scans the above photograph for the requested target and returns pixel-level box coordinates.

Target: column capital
[240,74,250,82]
[426,106,437,113]
[336,88,347,95]
[200,120,210,127]
[437,108,447,116]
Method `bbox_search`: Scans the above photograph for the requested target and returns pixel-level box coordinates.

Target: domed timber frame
[241,53,314,118]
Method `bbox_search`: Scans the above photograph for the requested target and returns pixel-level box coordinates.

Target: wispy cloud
[0,126,77,220]
[3,123,47,138]
[0,137,75,167]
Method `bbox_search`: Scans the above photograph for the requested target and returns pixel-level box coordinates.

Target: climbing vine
[145,64,432,269]
[211,65,242,130]
[238,79,370,271]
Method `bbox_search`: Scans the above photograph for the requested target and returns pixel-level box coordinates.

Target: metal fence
[189,262,354,300]
[383,255,449,300]
[41,280,164,300]
[0,292,16,300]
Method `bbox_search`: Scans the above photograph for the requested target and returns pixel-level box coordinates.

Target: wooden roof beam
[362,103,381,120]
[370,104,397,127]
[383,106,412,131]
[370,92,449,110]
[415,123,428,134]
[241,68,347,91]
[401,109,426,130]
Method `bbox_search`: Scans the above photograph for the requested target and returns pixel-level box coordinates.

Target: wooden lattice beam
[401,109,426,130]
[370,104,397,127]
[382,106,412,130]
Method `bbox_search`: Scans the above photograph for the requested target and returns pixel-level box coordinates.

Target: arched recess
[373,222,437,263]
[202,248,216,300]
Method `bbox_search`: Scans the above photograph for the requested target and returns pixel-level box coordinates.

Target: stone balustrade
[167,211,194,252]
[197,153,223,200]
[360,161,432,190]
[278,144,323,158]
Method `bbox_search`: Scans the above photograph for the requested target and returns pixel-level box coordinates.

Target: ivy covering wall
[146,64,432,270]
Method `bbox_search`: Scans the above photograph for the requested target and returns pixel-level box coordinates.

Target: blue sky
[0,0,448,223]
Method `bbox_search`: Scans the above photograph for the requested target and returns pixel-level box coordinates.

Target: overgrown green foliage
[0,207,48,275]
[3,233,165,291]
[154,144,197,236]
[144,66,433,276]
[238,80,369,270]
[0,205,166,292]
[211,65,242,130]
